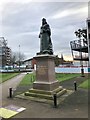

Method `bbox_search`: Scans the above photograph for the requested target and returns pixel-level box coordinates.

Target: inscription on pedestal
[37,65,48,75]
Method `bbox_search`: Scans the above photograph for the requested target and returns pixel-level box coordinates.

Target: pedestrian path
[0,74,88,118]
[60,75,88,90]
[0,73,26,106]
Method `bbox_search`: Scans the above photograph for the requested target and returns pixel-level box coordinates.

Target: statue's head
[42,18,47,25]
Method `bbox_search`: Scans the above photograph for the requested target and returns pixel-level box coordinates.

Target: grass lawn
[56,73,80,82]
[19,73,35,86]
[0,73,20,84]
[79,79,90,89]
[19,73,80,86]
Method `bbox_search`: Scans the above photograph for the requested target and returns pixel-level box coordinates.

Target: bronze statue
[38,18,53,55]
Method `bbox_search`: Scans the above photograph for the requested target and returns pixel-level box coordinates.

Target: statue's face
[42,18,46,25]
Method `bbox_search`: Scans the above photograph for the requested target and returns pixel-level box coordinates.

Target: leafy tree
[75,28,87,44]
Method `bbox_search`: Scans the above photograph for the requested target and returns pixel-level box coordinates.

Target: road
[0,73,26,106]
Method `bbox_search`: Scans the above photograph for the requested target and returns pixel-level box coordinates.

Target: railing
[74,55,89,61]
[70,39,88,50]
[70,39,89,61]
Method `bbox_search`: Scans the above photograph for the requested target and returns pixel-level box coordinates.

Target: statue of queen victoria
[37,18,53,55]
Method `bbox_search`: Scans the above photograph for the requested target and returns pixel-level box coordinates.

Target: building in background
[0,37,11,68]
[23,58,36,69]
[24,54,73,69]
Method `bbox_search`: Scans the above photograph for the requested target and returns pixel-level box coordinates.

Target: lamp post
[19,45,20,72]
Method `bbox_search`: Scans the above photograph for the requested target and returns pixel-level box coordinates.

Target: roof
[24,58,33,62]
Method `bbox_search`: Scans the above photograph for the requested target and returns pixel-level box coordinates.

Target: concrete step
[25,91,53,100]
[29,86,63,95]
[57,89,67,97]
[25,87,67,100]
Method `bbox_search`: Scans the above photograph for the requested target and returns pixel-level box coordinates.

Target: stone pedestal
[25,54,66,99]
[33,54,59,91]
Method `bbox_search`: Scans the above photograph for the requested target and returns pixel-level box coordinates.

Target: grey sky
[0,1,88,60]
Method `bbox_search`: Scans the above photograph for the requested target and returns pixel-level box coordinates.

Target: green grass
[0,73,20,84]
[56,73,80,82]
[79,79,90,89]
[19,73,80,86]
[19,73,35,86]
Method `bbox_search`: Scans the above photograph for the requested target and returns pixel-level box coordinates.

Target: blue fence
[55,67,88,73]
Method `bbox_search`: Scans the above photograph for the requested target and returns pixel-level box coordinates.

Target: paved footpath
[0,73,26,106]
[0,74,89,119]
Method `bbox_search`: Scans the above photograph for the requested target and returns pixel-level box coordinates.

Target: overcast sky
[0,0,89,60]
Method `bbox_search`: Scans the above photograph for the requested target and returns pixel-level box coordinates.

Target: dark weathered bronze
[74,81,77,91]
[9,87,13,98]
[53,93,57,108]
[37,18,53,55]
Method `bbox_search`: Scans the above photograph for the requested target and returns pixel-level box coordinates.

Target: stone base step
[29,86,63,95]
[24,86,67,100]
[25,92,53,100]
[57,89,67,97]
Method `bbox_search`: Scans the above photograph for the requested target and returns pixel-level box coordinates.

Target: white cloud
[16,31,39,36]
[0,0,89,6]
[0,0,32,5]
[50,6,88,19]
[1,2,88,59]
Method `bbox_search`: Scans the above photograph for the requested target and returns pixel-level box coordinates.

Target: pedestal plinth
[25,54,67,100]
[33,54,59,91]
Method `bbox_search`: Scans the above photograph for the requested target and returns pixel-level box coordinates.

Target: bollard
[9,88,13,98]
[81,68,84,77]
[53,93,57,108]
[74,81,77,91]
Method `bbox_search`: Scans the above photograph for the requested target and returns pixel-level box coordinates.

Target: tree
[54,55,60,67]
[75,28,87,43]
[75,29,82,38]
[11,51,25,66]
